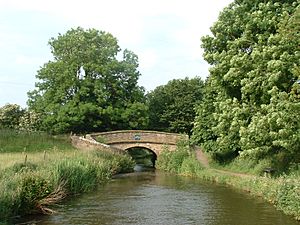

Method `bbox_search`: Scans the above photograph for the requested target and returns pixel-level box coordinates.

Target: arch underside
[109,142,178,156]
[110,143,160,156]
[125,146,157,157]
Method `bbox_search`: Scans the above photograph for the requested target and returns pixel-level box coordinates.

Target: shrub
[156,141,192,173]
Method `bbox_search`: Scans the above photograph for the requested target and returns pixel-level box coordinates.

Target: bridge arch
[71,130,189,159]
[125,146,157,168]
[89,130,188,156]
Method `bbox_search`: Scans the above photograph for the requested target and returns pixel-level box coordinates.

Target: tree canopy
[148,77,204,135]
[0,104,24,129]
[192,1,300,168]
[28,27,148,133]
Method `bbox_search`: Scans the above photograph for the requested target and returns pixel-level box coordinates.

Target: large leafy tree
[28,27,147,133]
[0,104,24,129]
[148,77,204,135]
[193,1,299,166]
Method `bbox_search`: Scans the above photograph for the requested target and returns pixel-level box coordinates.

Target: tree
[28,27,147,133]
[239,6,300,166]
[18,110,42,132]
[0,104,24,129]
[193,1,299,165]
[148,77,204,135]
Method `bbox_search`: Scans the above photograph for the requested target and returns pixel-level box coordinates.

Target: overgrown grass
[0,129,72,153]
[0,129,134,223]
[211,154,300,178]
[0,150,134,223]
[193,169,300,221]
[157,143,300,221]
[156,141,204,175]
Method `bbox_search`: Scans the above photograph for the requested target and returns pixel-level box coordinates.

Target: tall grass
[0,129,134,223]
[0,129,72,153]
[156,141,204,175]
[0,150,134,223]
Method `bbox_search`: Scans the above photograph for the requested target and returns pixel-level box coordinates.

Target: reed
[0,129,134,223]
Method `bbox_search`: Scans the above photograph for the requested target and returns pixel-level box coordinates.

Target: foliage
[0,104,24,129]
[28,27,148,134]
[126,147,154,167]
[156,141,203,174]
[18,174,52,214]
[94,150,135,174]
[193,1,300,167]
[148,77,204,135]
[18,110,42,132]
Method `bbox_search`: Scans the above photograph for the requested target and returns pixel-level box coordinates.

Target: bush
[0,104,24,129]
[156,141,203,174]
[94,150,135,174]
[18,173,52,215]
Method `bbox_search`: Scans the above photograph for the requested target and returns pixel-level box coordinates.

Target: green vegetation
[1,0,300,222]
[156,141,204,175]
[147,77,204,135]
[0,130,134,223]
[94,136,107,144]
[192,1,300,171]
[127,147,155,167]
[0,129,71,153]
[157,145,300,221]
[27,27,148,134]
[0,104,41,132]
[187,2,300,220]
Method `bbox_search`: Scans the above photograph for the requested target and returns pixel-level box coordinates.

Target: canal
[17,169,298,225]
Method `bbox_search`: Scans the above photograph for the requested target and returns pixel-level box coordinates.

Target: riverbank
[156,146,300,221]
[0,130,134,224]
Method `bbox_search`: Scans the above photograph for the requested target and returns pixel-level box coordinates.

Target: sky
[0,0,233,107]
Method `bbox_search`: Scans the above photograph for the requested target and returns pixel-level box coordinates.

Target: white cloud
[15,54,44,66]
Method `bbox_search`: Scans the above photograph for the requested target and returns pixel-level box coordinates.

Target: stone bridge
[89,130,188,156]
[69,130,188,157]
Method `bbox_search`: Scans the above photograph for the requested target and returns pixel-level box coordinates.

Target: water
[17,171,298,225]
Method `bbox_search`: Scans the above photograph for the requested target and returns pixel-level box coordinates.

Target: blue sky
[0,0,233,107]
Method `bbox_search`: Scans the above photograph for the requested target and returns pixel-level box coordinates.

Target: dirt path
[194,147,254,178]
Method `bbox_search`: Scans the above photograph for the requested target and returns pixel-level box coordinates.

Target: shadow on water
[133,164,155,172]
[126,147,157,170]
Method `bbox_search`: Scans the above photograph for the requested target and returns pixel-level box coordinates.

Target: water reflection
[16,171,297,225]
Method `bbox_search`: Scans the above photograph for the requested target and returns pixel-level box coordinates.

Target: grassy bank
[0,129,72,153]
[156,144,300,221]
[0,130,134,224]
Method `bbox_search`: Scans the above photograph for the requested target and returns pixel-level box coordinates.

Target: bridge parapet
[90,130,188,145]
